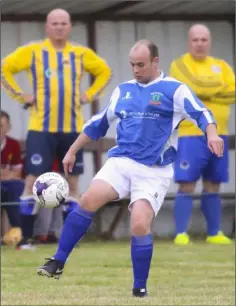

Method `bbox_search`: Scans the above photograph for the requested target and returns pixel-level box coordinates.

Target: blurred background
[1,0,235,239]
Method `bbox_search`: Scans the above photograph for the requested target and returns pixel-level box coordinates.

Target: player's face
[129,54,158,84]
[46,15,71,41]
[0,117,10,141]
[189,31,211,59]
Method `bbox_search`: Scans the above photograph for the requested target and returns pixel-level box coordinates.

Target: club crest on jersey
[149,92,162,105]
[211,65,221,73]
[180,160,190,170]
[63,58,70,66]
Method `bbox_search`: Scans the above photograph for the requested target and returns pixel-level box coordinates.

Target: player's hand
[207,135,224,157]
[62,150,76,176]
[21,93,35,105]
[0,166,11,180]
[80,93,89,105]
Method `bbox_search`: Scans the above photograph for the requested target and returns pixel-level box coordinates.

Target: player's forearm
[69,132,92,154]
[206,123,218,137]
[212,93,235,105]
[1,65,24,103]
[86,66,112,102]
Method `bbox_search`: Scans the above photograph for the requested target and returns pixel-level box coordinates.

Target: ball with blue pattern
[33,172,69,208]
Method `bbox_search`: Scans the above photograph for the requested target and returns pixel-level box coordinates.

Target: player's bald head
[187,24,211,59]
[188,24,211,41]
[129,40,159,61]
[46,9,71,24]
[46,8,72,42]
[129,40,159,84]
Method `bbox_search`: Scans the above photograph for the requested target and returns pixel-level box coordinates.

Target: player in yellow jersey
[169,24,234,245]
[1,9,112,249]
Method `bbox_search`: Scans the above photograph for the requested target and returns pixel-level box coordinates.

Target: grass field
[1,240,235,305]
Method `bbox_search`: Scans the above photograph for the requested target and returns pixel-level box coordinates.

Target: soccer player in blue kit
[37,40,224,297]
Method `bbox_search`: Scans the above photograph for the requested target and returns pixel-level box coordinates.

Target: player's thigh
[202,136,229,183]
[174,136,209,183]
[93,157,130,200]
[57,132,84,175]
[129,163,173,217]
[80,157,130,211]
[80,179,119,212]
[25,131,57,176]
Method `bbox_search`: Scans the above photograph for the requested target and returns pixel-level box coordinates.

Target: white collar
[137,71,164,87]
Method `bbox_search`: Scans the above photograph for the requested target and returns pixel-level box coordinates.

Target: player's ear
[153,57,159,67]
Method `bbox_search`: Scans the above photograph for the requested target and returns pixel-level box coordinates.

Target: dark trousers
[1,184,22,228]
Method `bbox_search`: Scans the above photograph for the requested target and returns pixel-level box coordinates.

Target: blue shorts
[25,131,84,176]
[174,136,229,183]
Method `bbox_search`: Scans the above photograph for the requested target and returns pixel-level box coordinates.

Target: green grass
[1,240,235,305]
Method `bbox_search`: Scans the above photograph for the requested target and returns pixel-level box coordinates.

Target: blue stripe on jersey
[43,50,50,131]
[30,53,37,110]
[70,52,76,132]
[57,52,64,131]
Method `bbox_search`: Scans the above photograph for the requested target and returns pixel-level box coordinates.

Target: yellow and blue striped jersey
[1,39,112,133]
[169,52,235,136]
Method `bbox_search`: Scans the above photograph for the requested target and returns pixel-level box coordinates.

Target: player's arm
[1,45,33,103]
[174,84,223,157]
[169,60,205,97]
[83,48,112,102]
[63,87,120,175]
[211,61,235,105]
[170,59,221,99]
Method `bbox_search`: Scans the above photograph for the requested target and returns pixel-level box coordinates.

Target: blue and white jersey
[84,72,215,166]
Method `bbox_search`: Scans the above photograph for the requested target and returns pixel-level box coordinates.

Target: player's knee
[131,219,150,236]
[203,181,220,193]
[179,182,196,193]
[23,175,37,195]
[79,192,101,212]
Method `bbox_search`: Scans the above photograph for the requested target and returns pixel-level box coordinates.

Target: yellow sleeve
[211,60,235,105]
[169,58,223,99]
[83,48,112,102]
[1,45,33,103]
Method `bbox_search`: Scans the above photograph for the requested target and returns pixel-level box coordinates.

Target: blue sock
[19,196,36,215]
[54,204,95,263]
[62,200,79,222]
[174,191,193,234]
[131,234,153,289]
[201,192,221,236]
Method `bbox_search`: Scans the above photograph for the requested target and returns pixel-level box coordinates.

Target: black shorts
[25,131,84,176]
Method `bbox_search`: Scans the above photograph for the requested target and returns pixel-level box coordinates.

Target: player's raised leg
[37,179,119,279]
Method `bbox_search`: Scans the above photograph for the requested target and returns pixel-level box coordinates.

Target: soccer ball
[33,172,69,208]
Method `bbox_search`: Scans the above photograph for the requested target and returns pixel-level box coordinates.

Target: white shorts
[93,157,173,216]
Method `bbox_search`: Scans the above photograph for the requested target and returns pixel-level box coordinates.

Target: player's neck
[150,70,161,82]
[49,39,67,51]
